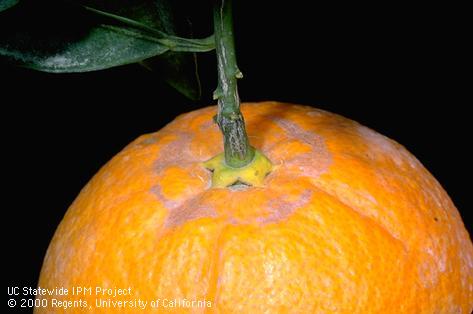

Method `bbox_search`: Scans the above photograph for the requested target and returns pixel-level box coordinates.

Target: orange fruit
[36,102,473,313]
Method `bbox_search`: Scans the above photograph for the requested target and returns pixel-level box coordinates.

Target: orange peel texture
[36,102,473,313]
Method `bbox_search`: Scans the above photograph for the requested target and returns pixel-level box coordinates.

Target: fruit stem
[213,0,255,168]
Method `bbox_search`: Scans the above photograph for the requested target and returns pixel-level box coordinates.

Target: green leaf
[136,1,206,100]
[81,5,214,53]
[78,0,211,100]
[0,0,19,13]
[0,1,213,74]
[161,52,203,101]
[79,0,211,100]
[1,25,172,72]
[142,51,202,100]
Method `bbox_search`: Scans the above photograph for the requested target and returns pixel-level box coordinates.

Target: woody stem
[213,0,254,168]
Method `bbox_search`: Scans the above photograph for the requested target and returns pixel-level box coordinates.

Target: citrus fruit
[36,102,473,313]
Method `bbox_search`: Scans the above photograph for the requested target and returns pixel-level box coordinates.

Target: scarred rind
[203,149,273,188]
[36,102,473,314]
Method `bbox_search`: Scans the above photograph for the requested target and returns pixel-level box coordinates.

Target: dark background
[3,2,469,311]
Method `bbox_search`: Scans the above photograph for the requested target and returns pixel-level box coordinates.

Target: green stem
[213,0,254,168]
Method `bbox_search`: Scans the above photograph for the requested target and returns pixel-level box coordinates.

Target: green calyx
[203,149,273,188]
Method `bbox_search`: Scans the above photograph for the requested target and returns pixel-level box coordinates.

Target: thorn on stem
[213,88,223,100]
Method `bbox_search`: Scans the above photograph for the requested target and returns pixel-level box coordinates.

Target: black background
[3,1,469,310]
